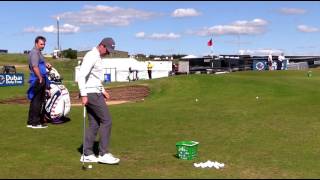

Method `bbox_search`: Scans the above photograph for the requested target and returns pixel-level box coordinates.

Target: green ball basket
[176,141,199,160]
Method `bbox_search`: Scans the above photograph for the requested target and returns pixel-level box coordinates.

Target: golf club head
[82,165,87,170]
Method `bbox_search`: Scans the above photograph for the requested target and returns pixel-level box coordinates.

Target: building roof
[181,55,199,59]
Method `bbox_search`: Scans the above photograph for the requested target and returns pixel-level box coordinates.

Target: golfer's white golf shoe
[98,153,120,164]
[80,154,98,163]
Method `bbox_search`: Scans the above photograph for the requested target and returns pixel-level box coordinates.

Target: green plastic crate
[176,141,199,160]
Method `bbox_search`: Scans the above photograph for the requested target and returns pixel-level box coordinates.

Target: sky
[0,1,320,56]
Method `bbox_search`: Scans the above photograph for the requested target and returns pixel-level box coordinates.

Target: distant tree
[136,54,146,58]
[23,50,31,54]
[172,54,187,59]
[148,54,163,60]
[62,48,77,59]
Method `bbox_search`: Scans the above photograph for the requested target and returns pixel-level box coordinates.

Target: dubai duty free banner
[0,73,24,86]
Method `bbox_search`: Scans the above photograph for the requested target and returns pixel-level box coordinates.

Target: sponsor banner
[253,60,267,71]
[104,73,111,83]
[0,73,24,86]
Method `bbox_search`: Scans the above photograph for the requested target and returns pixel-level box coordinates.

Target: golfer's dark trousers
[84,93,112,156]
[148,70,152,79]
[28,80,46,126]
[277,60,282,70]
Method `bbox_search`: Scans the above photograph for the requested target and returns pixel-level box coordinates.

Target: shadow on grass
[77,141,100,156]
[173,154,199,161]
[43,116,71,125]
[173,154,179,159]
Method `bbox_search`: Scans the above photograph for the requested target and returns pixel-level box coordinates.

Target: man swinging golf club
[78,37,120,165]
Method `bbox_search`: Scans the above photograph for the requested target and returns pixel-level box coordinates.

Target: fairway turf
[1,54,320,178]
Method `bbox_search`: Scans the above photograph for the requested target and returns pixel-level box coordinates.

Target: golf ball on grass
[193,160,225,169]
[88,165,92,169]
[256,96,259,100]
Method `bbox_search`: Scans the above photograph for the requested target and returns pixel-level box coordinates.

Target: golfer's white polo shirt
[78,47,106,96]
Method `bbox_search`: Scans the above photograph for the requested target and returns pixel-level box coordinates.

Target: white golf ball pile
[193,160,225,169]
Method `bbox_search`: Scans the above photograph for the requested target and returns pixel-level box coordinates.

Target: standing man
[147,61,153,79]
[78,37,120,164]
[27,36,51,129]
[277,53,285,70]
[267,53,273,71]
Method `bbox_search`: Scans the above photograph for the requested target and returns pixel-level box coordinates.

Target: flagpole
[209,35,214,69]
[210,34,213,60]
[210,41,213,59]
[237,32,240,55]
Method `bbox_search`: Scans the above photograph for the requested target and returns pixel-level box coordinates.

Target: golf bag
[44,67,71,124]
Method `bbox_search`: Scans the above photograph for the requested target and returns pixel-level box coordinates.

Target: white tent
[75,58,172,82]
[181,55,199,59]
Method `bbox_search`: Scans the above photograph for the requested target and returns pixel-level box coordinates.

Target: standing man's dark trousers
[28,80,46,126]
[148,70,152,79]
[276,60,282,70]
[84,93,112,156]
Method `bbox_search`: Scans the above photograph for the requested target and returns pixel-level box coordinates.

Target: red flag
[207,38,213,46]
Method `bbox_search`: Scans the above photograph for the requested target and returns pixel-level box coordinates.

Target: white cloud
[56,5,158,27]
[297,25,319,33]
[23,26,41,33]
[279,8,306,15]
[24,24,80,34]
[43,25,55,33]
[135,32,146,38]
[60,24,80,33]
[135,32,181,40]
[189,18,268,36]
[171,8,201,18]
[233,18,268,26]
[222,39,251,45]
[150,33,180,39]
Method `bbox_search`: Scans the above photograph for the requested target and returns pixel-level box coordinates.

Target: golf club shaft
[82,106,86,169]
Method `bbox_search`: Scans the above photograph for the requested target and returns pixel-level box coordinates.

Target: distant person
[280,53,288,70]
[128,67,138,81]
[77,37,120,164]
[267,53,273,71]
[147,61,153,79]
[171,63,175,75]
[172,63,178,73]
[26,36,52,129]
[277,53,285,70]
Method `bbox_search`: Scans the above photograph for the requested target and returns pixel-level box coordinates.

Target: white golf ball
[256,96,259,99]
[193,163,200,168]
[195,98,198,102]
[213,162,220,169]
[200,164,206,168]
[219,163,225,168]
[88,165,92,169]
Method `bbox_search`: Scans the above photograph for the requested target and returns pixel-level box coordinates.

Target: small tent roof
[181,55,199,59]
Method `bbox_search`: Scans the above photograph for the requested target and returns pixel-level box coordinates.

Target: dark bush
[62,48,77,59]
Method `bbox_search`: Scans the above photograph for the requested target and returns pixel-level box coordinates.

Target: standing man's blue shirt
[27,47,50,100]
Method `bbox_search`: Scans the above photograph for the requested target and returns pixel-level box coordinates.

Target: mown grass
[1,54,320,178]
